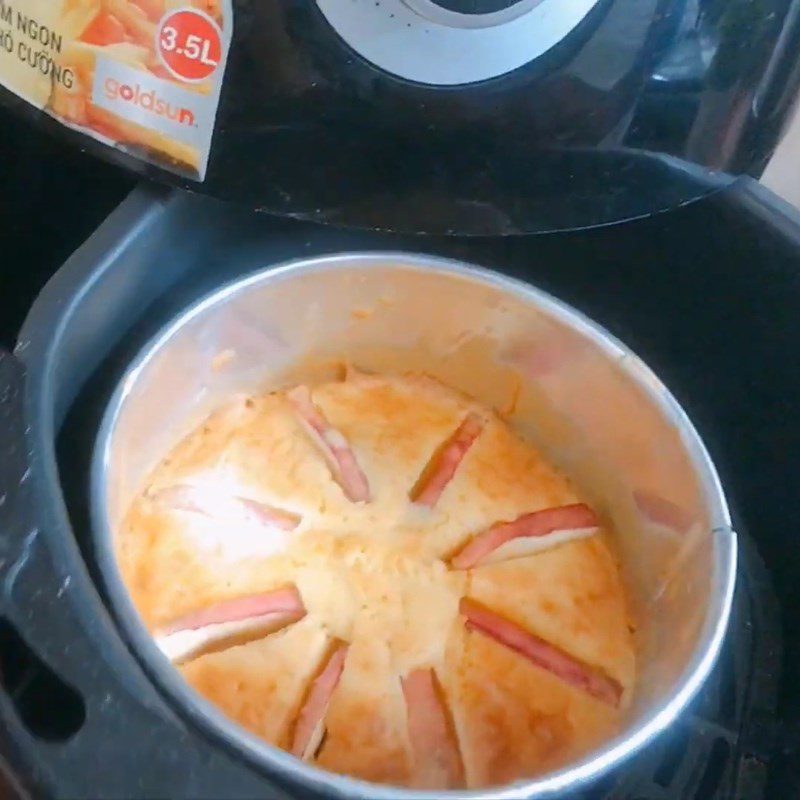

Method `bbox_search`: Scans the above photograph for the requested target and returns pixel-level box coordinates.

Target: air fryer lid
[1,0,799,232]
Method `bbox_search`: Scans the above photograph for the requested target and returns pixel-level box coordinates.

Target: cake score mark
[410,413,483,508]
[155,585,306,664]
[287,385,371,503]
[449,503,599,569]
[401,668,464,790]
[459,597,622,707]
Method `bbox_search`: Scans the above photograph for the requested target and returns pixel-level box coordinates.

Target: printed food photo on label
[44,0,230,178]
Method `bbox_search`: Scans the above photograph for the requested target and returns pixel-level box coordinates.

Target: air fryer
[0,0,799,798]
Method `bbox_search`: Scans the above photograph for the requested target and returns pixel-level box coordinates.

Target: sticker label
[93,54,216,148]
[0,0,231,179]
[156,8,221,82]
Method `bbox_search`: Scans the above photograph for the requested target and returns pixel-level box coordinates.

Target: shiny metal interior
[92,252,736,799]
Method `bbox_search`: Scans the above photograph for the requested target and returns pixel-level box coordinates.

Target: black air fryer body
[2,0,800,232]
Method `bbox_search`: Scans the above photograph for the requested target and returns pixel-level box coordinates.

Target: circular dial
[315,0,602,85]
[403,0,543,28]
[431,0,525,12]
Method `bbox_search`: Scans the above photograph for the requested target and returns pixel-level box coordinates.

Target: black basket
[0,171,799,798]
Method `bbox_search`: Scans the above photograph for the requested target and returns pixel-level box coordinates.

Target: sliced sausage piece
[235,497,301,531]
[287,386,370,503]
[633,489,693,534]
[401,668,464,789]
[459,598,622,707]
[410,413,483,508]
[153,484,301,531]
[450,503,599,569]
[156,586,306,663]
[291,642,349,761]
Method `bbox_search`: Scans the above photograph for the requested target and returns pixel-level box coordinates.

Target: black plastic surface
[0,176,795,797]
[0,350,37,800]
[1,0,799,232]
[0,112,133,348]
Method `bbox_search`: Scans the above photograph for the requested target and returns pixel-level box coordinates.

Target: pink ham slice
[286,386,370,503]
[459,598,622,707]
[290,642,349,761]
[633,489,693,535]
[450,503,599,569]
[153,485,300,531]
[235,497,300,531]
[164,586,304,633]
[156,586,306,663]
[410,413,483,508]
[401,668,464,789]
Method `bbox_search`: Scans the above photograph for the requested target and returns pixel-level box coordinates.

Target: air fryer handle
[0,348,85,799]
[0,350,35,597]
[0,349,53,799]
[0,349,175,718]
[0,348,97,680]
[0,349,173,711]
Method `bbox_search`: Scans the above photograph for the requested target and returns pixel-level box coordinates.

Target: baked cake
[117,371,635,789]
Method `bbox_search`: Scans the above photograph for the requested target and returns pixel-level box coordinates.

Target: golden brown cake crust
[118,371,635,789]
